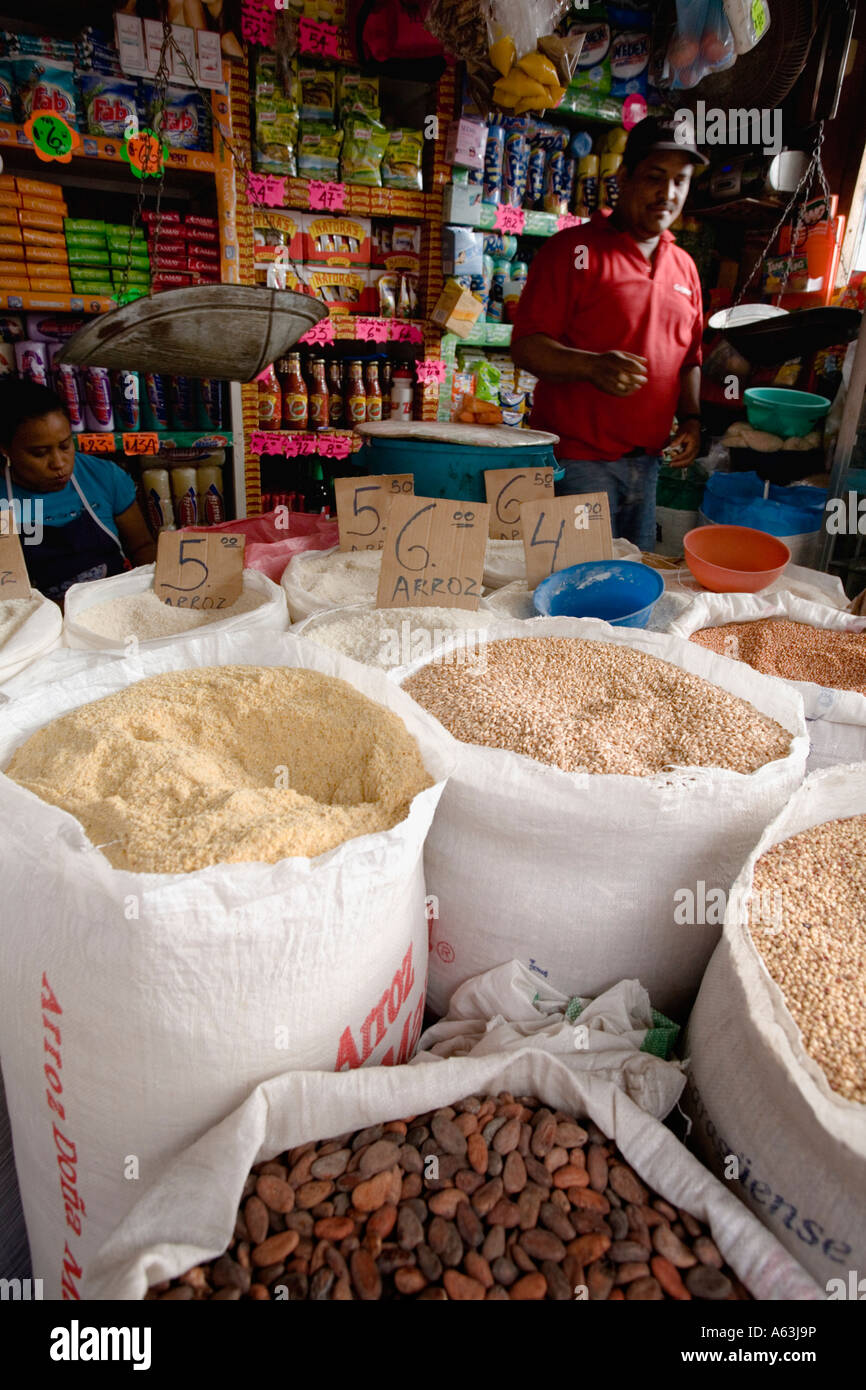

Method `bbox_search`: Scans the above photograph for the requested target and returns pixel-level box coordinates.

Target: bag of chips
[297,123,343,179]
[382,128,424,191]
[341,115,389,187]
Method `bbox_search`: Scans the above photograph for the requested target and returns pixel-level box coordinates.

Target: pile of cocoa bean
[146,1092,750,1301]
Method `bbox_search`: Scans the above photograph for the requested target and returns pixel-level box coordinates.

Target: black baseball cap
[622,115,710,173]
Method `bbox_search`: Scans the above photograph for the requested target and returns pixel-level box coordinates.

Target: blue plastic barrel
[356,423,560,502]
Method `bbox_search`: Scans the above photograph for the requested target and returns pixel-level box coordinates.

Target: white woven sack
[683,764,866,1288]
[393,617,807,1020]
[0,629,453,1300]
[668,590,866,772]
[0,589,62,686]
[63,564,288,651]
[86,977,821,1301]
[482,535,642,590]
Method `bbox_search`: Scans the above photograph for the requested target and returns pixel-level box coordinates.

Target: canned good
[526,146,547,209]
[169,375,195,430]
[502,123,529,207]
[83,366,114,431]
[55,364,85,433]
[144,372,169,430]
[197,378,223,431]
[113,370,141,431]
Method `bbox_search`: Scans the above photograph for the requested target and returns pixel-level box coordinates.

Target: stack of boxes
[143,212,221,293]
[64,219,152,301]
[0,177,71,295]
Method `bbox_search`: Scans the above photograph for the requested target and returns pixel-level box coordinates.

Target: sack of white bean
[0,630,453,1299]
[63,564,289,653]
[684,763,866,1288]
[85,979,822,1301]
[394,618,808,1020]
[668,591,866,773]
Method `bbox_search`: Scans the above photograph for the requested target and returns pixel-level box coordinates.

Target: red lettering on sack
[335,1024,362,1072]
[41,976,85,1297]
[42,1014,61,1045]
[45,1089,65,1121]
[360,992,388,1059]
[44,1064,62,1093]
[41,973,62,1014]
[44,1037,62,1069]
[53,1124,76,1161]
[386,976,402,1026]
[60,1240,82,1300]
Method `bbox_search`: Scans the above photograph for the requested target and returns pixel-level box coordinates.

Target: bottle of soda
[346,360,367,427]
[309,358,329,430]
[327,360,344,428]
[365,361,383,422]
[282,352,308,431]
[381,359,393,420]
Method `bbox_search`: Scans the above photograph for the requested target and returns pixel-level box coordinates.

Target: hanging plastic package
[723,0,770,54]
[700,473,827,568]
[608,5,652,100]
[566,3,612,93]
[666,0,736,91]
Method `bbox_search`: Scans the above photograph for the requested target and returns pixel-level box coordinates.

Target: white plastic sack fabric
[660,559,849,611]
[63,564,289,651]
[86,989,821,1301]
[290,598,502,668]
[667,590,866,773]
[0,629,453,1300]
[393,617,808,1020]
[0,589,62,686]
[485,580,694,634]
[683,765,866,1288]
[482,535,642,591]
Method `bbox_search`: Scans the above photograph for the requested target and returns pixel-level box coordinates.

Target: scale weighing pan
[56,285,329,381]
[711,306,861,367]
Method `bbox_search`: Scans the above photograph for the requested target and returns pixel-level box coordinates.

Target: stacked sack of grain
[393,618,807,1019]
[0,629,453,1298]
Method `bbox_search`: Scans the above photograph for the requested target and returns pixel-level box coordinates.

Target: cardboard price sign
[0,528,31,598]
[377,495,489,611]
[78,433,115,454]
[335,474,413,552]
[521,491,613,589]
[484,466,554,540]
[154,532,245,608]
[122,432,159,456]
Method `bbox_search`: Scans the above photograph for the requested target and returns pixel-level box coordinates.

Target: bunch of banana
[489,37,566,115]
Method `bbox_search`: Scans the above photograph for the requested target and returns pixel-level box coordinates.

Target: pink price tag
[622,94,648,131]
[494,204,525,235]
[300,318,336,346]
[319,435,353,460]
[356,318,391,343]
[416,359,447,385]
[296,436,318,456]
[308,180,347,212]
[240,0,276,48]
[299,17,341,59]
[250,432,283,456]
[281,437,299,457]
[246,173,286,208]
[557,212,584,232]
[391,322,423,343]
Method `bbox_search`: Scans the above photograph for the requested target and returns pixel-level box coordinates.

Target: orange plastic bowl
[683,525,791,593]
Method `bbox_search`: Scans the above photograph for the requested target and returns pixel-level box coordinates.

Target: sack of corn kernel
[0,630,452,1300]
[0,589,62,687]
[394,618,808,1020]
[63,564,288,652]
[684,764,866,1288]
[85,972,822,1300]
[668,591,866,773]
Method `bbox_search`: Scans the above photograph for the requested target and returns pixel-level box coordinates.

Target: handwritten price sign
[0,529,31,598]
[318,434,353,460]
[356,318,391,343]
[300,317,336,346]
[122,432,159,456]
[557,212,585,232]
[494,204,525,235]
[78,433,115,454]
[250,431,285,456]
[299,17,341,59]
[246,173,286,208]
[241,0,276,47]
[390,322,423,344]
[416,359,447,386]
[154,532,246,608]
[307,180,347,213]
[24,111,79,164]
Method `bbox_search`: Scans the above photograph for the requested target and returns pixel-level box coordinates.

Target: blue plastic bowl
[532,560,664,628]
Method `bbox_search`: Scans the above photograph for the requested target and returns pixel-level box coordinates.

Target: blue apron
[4,464,127,602]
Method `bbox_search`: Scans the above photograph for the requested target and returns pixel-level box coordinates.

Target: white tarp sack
[86,968,821,1301]
[0,629,453,1300]
[661,560,850,612]
[394,617,807,1020]
[683,764,866,1288]
[0,589,62,686]
[668,590,866,773]
[482,536,641,591]
[63,564,288,651]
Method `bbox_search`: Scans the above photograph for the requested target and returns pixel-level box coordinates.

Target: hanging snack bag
[382,129,424,191]
[13,59,79,129]
[299,66,336,122]
[337,69,380,119]
[341,116,389,187]
[78,74,138,138]
[608,5,652,99]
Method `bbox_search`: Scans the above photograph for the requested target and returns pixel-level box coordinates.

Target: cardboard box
[15,178,64,200]
[301,264,372,313]
[30,277,72,293]
[303,213,371,267]
[21,197,68,216]
[442,225,485,277]
[371,220,422,268]
[253,211,303,264]
[431,278,484,338]
[442,183,483,226]
[445,118,488,171]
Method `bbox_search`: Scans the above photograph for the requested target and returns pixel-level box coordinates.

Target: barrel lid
[356,421,559,448]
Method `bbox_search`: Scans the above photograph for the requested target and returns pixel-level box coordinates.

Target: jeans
[557,455,661,554]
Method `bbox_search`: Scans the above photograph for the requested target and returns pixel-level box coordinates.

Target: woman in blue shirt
[1,379,156,602]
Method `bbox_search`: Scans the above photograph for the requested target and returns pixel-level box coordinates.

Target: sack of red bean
[668,591,866,772]
[87,1020,821,1300]
[685,763,866,1289]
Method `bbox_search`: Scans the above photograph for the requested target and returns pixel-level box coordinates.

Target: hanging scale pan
[56,284,328,381]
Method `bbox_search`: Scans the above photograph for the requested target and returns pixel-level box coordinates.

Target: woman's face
[4,411,75,492]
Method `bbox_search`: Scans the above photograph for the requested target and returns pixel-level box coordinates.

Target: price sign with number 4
[154,532,246,608]
[520,491,613,589]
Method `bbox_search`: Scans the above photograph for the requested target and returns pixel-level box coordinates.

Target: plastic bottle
[365,361,383,422]
[281,352,308,431]
[390,364,414,422]
[196,463,225,525]
[83,366,115,432]
[55,364,85,433]
[309,358,329,430]
[346,360,367,426]
[257,364,282,428]
[141,468,174,533]
[169,466,198,527]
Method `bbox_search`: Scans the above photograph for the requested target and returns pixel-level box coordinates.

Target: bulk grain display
[396,619,807,1018]
[684,764,866,1287]
[292,604,505,670]
[0,631,453,1298]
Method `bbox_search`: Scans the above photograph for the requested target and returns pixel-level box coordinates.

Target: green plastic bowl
[743,387,830,439]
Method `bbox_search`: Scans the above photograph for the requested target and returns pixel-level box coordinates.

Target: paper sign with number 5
[154,531,246,607]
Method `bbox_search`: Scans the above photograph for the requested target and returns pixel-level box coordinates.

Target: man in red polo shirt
[511,116,708,552]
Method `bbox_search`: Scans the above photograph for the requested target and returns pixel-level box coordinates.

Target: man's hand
[588,351,649,396]
[664,418,702,469]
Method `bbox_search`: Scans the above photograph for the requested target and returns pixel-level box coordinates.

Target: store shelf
[442,189,586,238]
[0,124,218,174]
[301,314,426,344]
[269,177,427,220]
[78,430,233,455]
[441,324,512,354]
[0,291,115,313]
